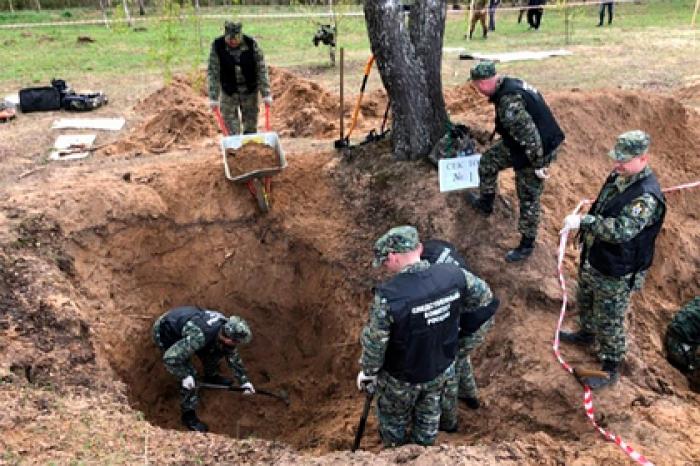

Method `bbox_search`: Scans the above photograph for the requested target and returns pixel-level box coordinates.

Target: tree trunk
[364,0,449,161]
[33,0,41,11]
[138,0,146,16]
[8,0,14,13]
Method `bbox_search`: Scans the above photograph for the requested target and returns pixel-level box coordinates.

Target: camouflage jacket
[494,80,545,167]
[162,321,249,384]
[668,297,700,346]
[207,36,271,102]
[580,166,664,245]
[360,260,493,376]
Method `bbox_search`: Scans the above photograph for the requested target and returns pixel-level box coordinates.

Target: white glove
[560,214,582,234]
[181,375,196,390]
[241,382,255,395]
[534,167,550,179]
[209,100,219,110]
[262,95,273,106]
[356,371,377,391]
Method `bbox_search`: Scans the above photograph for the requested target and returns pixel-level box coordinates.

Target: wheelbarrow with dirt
[215,105,287,213]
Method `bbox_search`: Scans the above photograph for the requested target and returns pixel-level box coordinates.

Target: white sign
[438,154,481,192]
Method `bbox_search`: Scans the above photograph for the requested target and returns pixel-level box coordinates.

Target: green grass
[0,1,697,90]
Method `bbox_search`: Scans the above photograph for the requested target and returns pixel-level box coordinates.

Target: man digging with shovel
[152,306,255,432]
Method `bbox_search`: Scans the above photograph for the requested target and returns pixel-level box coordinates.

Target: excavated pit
[59,155,371,452]
[2,70,700,463]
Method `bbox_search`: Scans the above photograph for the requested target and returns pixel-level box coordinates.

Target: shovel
[199,382,290,406]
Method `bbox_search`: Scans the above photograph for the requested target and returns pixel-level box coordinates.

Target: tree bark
[33,0,41,11]
[122,0,133,27]
[364,0,449,160]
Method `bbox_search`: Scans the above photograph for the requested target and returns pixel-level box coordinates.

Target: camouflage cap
[470,60,496,81]
[372,225,420,268]
[224,21,242,39]
[222,316,251,344]
[608,130,650,162]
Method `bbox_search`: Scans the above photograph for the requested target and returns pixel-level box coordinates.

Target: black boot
[202,374,232,386]
[559,330,595,346]
[182,410,208,432]
[505,236,535,262]
[439,421,458,433]
[467,192,495,215]
[582,361,620,390]
[460,395,480,409]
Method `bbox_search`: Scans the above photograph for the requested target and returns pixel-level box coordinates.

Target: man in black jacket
[152,306,255,431]
[357,226,494,446]
[207,21,272,135]
[559,130,666,389]
[467,60,565,262]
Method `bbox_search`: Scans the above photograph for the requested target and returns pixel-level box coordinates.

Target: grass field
[0,1,698,93]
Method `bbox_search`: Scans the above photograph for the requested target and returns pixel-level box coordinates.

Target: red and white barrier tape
[554,180,700,465]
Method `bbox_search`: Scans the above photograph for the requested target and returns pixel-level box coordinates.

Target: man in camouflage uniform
[665,297,700,373]
[419,239,499,431]
[208,21,272,135]
[467,61,565,263]
[152,306,255,431]
[559,130,666,389]
[467,0,489,39]
[357,227,493,446]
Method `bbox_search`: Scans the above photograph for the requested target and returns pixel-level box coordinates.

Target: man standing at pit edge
[559,130,666,389]
[208,21,272,135]
[357,226,493,447]
[467,60,565,263]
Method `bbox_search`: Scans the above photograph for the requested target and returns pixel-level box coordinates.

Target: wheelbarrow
[215,104,286,213]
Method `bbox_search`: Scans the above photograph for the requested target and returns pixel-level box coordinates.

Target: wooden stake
[339,47,345,142]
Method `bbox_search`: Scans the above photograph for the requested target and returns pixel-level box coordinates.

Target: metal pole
[339,47,345,142]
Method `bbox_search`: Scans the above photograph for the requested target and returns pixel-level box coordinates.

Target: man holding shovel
[152,306,255,432]
[208,21,272,135]
[357,226,493,447]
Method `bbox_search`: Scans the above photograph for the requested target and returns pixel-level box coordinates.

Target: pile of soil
[101,75,216,156]
[1,69,700,464]
[226,142,279,176]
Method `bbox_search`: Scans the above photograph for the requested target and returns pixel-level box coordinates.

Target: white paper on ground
[51,117,125,131]
[458,49,572,62]
[49,134,96,161]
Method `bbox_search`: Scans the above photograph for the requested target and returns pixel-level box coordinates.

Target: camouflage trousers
[376,363,455,447]
[575,261,641,364]
[440,316,495,430]
[220,91,259,135]
[152,318,221,413]
[478,140,545,239]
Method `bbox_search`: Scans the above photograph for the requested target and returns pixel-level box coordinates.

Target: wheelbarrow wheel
[251,178,270,213]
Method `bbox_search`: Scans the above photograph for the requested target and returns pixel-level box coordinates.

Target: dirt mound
[1,78,700,464]
[674,81,700,108]
[100,75,216,156]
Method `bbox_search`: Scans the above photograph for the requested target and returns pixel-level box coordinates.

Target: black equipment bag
[19,86,61,113]
[62,92,108,112]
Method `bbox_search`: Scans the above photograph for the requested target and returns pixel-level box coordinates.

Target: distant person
[357,226,493,447]
[152,306,255,432]
[488,0,500,31]
[208,21,272,135]
[527,0,545,30]
[598,1,614,26]
[467,61,565,263]
[665,297,700,374]
[467,0,489,39]
[559,131,666,389]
